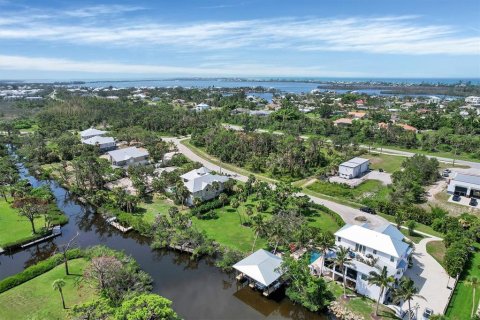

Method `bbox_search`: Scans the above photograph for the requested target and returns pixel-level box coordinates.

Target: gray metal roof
[340,157,370,168]
[180,167,229,193]
[233,249,283,287]
[453,173,480,186]
[107,147,149,162]
[82,136,115,145]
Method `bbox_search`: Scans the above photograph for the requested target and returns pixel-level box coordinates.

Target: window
[373,250,377,254]
[361,274,368,281]
[390,256,395,262]
[355,243,366,254]
[337,237,341,242]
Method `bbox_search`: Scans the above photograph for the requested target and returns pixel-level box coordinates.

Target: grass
[363,152,406,173]
[378,213,444,238]
[426,240,446,267]
[137,195,183,224]
[400,229,425,244]
[306,179,390,204]
[0,198,46,248]
[446,244,480,320]
[0,258,97,320]
[192,195,342,253]
[327,281,397,319]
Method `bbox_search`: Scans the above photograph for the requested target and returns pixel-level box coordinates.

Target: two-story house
[180,167,229,206]
[107,147,149,168]
[316,223,412,303]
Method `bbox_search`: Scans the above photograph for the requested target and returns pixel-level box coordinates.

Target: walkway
[403,236,451,317]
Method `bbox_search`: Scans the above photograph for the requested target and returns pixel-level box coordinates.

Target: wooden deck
[105,217,133,233]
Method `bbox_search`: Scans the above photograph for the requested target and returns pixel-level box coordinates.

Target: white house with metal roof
[314,224,412,303]
[447,172,480,198]
[180,166,229,205]
[338,157,370,179]
[107,147,149,168]
[82,135,116,151]
[194,103,210,112]
[80,128,107,140]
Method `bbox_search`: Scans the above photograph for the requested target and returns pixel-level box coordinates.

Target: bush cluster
[190,198,227,217]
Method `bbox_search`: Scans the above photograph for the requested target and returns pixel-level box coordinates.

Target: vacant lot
[307,179,390,204]
[0,259,96,320]
[137,195,183,224]
[363,153,406,173]
[426,240,446,267]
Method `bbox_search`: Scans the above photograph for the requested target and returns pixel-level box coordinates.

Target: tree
[114,293,179,320]
[52,279,67,309]
[467,276,479,318]
[57,232,79,275]
[395,211,404,230]
[218,193,228,207]
[367,267,394,316]
[334,246,352,298]
[279,256,333,312]
[407,220,417,236]
[314,231,336,276]
[84,256,123,291]
[230,198,242,225]
[13,196,49,234]
[251,214,266,252]
[393,277,425,320]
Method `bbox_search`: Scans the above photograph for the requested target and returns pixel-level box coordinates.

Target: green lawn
[0,198,46,248]
[400,229,425,244]
[446,245,480,319]
[426,240,446,267]
[0,259,97,320]
[363,152,406,173]
[378,213,444,238]
[137,195,183,224]
[306,179,390,204]
[327,281,397,319]
[193,196,342,253]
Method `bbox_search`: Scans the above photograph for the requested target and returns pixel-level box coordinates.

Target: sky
[0,0,479,80]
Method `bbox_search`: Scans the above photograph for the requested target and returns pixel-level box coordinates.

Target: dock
[105,217,133,233]
[168,244,195,253]
[21,226,62,249]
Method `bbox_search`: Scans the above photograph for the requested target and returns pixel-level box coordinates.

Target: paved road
[165,136,451,315]
[163,136,388,228]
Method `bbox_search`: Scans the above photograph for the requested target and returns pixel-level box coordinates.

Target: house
[398,123,418,133]
[80,128,107,140]
[107,147,149,167]
[82,136,116,151]
[180,167,229,205]
[338,157,370,179]
[333,118,353,126]
[194,103,210,112]
[447,173,480,198]
[427,96,441,104]
[162,151,179,165]
[465,96,480,106]
[348,111,366,119]
[314,224,412,303]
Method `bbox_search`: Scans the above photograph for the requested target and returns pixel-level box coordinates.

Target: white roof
[233,249,283,287]
[335,224,409,258]
[374,224,405,242]
[82,136,115,145]
[107,147,149,162]
[180,167,229,193]
[80,128,106,138]
[340,157,370,168]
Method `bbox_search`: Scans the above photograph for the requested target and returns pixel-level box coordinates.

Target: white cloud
[0,54,363,77]
[0,6,478,56]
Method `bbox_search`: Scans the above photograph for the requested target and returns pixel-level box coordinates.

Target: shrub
[0,249,83,293]
[190,198,227,217]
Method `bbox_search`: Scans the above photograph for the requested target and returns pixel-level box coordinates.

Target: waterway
[0,156,325,320]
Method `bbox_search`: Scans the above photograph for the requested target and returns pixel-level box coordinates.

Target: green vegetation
[426,240,446,267]
[446,245,480,319]
[400,229,424,244]
[363,152,406,173]
[306,179,390,204]
[137,195,183,224]
[0,198,46,248]
[0,259,96,320]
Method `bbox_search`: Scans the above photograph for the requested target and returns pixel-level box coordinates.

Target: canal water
[0,159,326,320]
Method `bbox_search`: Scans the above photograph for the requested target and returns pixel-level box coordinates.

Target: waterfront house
[82,135,116,151]
[80,128,107,140]
[312,224,412,303]
[180,166,229,206]
[107,147,149,168]
[338,157,370,179]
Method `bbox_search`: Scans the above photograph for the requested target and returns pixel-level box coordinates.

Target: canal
[0,158,325,320]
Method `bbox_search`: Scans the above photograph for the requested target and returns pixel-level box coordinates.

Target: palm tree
[314,232,336,276]
[52,279,67,309]
[334,246,352,298]
[467,276,479,318]
[251,214,266,252]
[368,267,395,316]
[393,277,425,320]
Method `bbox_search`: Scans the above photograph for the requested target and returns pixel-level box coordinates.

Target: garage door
[455,186,468,196]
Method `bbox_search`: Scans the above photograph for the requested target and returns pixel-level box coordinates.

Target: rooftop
[233,249,283,287]
[82,135,115,145]
[107,147,149,162]
[452,173,480,186]
[340,157,370,168]
[180,166,229,193]
[80,128,107,138]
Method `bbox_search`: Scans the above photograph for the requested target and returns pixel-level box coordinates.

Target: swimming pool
[310,251,322,263]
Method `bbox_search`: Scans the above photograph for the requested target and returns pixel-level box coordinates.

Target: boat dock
[21,226,62,249]
[105,217,133,233]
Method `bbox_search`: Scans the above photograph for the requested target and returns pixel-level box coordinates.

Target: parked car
[442,171,449,177]
[470,198,478,206]
[422,308,433,319]
[360,206,376,214]
[452,194,461,202]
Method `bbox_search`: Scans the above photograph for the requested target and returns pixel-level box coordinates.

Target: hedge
[191,198,228,217]
[0,248,84,293]
[311,203,345,227]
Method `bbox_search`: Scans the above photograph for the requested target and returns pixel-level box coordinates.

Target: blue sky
[0,0,479,79]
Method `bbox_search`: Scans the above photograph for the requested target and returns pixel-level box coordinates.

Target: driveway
[403,237,451,317]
